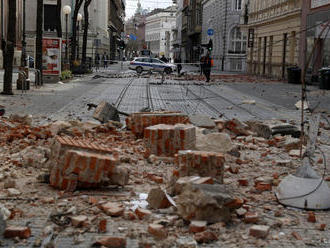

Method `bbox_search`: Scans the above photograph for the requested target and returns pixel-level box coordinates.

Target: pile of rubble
[0,110,329,247]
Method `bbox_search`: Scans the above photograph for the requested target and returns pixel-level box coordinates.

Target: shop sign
[248,29,254,48]
[42,38,61,76]
[311,0,330,9]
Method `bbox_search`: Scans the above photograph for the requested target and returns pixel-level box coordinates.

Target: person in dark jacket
[200,52,212,82]
[95,53,100,71]
[160,55,168,63]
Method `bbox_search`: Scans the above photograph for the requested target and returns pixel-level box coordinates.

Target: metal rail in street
[114,77,136,109]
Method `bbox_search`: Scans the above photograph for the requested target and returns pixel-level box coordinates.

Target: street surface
[1,63,329,125]
[0,64,330,248]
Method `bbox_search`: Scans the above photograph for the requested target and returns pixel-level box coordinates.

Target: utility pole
[21,0,26,67]
[221,0,228,71]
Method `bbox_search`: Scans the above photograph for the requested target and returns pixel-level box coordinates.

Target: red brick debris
[0,111,329,247]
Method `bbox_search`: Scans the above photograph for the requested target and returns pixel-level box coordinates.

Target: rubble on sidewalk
[0,112,329,247]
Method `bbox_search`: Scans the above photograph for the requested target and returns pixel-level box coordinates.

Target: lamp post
[21,0,26,67]
[63,5,71,66]
[76,13,82,60]
[1,0,4,51]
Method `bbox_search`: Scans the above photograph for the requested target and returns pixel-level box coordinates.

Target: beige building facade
[244,0,302,79]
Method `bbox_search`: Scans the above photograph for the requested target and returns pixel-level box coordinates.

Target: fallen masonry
[126,111,190,138]
[0,111,329,247]
[49,136,127,191]
[144,124,196,157]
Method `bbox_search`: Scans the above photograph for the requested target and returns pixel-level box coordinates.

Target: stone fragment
[92,236,126,248]
[9,114,32,125]
[174,176,214,195]
[4,226,31,239]
[188,115,215,129]
[196,131,233,153]
[3,179,16,189]
[289,149,301,157]
[147,187,172,209]
[101,202,124,217]
[194,231,218,243]
[278,136,301,151]
[108,167,129,186]
[71,215,88,227]
[189,221,207,233]
[176,184,240,223]
[93,101,120,123]
[249,225,270,239]
[236,208,247,217]
[6,188,21,196]
[175,150,225,181]
[148,224,168,240]
[176,237,198,248]
[135,208,152,220]
[246,121,272,139]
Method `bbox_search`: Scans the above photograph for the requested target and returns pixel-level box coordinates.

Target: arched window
[228,27,247,54]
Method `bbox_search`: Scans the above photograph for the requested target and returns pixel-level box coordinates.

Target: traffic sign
[207,28,214,36]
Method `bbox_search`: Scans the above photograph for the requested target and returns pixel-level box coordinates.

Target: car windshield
[153,59,164,64]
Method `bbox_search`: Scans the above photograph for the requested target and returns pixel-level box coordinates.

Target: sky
[125,0,174,19]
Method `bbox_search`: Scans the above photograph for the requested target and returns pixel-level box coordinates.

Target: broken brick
[98,219,107,233]
[135,208,152,220]
[144,124,196,157]
[148,224,168,240]
[244,212,259,224]
[4,226,31,239]
[194,231,218,243]
[291,231,302,240]
[238,179,249,186]
[176,150,225,181]
[100,202,124,217]
[93,236,126,248]
[71,215,88,227]
[189,221,207,233]
[307,211,316,223]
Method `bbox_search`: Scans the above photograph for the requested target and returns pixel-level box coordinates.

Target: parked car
[129,57,177,74]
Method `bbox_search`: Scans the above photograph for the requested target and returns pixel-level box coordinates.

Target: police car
[129,57,177,74]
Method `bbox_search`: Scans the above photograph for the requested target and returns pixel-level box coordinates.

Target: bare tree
[70,0,84,68]
[1,0,16,95]
[35,0,43,84]
[56,0,62,37]
[82,0,92,70]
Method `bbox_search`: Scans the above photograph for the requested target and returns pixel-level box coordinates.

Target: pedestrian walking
[200,52,213,82]
[102,52,108,69]
[95,53,100,72]
[160,55,168,63]
[175,57,182,76]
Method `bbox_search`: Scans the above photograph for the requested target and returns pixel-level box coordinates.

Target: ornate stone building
[202,0,247,71]
[243,0,302,78]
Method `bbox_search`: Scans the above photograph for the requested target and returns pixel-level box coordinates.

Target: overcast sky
[125,0,174,19]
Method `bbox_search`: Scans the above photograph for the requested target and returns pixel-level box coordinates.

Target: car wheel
[136,66,143,74]
[165,67,172,74]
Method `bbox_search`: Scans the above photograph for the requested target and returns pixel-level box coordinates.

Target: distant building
[145,6,176,59]
[300,1,330,76]
[242,0,302,78]
[202,0,247,71]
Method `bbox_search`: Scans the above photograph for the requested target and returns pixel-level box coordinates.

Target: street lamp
[76,13,82,60]
[21,0,26,67]
[63,5,71,66]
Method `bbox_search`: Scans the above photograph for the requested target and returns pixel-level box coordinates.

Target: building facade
[300,0,330,76]
[172,0,184,61]
[202,0,247,72]
[243,0,302,78]
[145,6,176,59]
[24,0,125,64]
[0,0,23,68]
